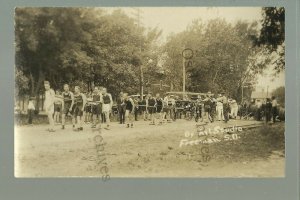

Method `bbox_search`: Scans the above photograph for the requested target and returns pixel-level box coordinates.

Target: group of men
[43,80,264,132]
[116,91,238,125]
[201,92,239,123]
[254,96,279,123]
[44,81,113,132]
[116,93,176,126]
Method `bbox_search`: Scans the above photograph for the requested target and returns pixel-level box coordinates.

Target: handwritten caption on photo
[179,125,243,147]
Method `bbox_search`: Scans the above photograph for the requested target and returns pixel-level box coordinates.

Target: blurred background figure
[27,97,35,125]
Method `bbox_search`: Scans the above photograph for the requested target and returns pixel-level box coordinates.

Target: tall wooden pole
[183,58,185,94]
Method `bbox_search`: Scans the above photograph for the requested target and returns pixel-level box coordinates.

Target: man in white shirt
[216,94,224,121]
[44,81,55,132]
[230,99,238,119]
[27,97,35,125]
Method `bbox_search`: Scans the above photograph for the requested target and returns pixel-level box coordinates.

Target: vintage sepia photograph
[14,7,285,178]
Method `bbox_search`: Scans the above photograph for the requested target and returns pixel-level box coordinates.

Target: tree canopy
[161,19,272,101]
[15,7,284,105]
[15,8,161,99]
[255,7,285,73]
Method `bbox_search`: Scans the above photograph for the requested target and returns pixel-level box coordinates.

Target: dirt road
[15,119,285,177]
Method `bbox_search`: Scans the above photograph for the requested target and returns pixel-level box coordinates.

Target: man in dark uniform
[222,92,229,123]
[61,84,75,130]
[203,94,212,123]
[124,93,135,128]
[148,94,157,125]
[195,96,203,122]
[73,86,86,131]
[116,92,126,124]
[271,96,278,123]
[133,97,140,121]
[265,98,272,123]
[139,95,148,121]
[155,93,163,125]
[84,92,93,124]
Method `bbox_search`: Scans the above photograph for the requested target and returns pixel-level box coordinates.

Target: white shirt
[45,89,55,109]
[28,101,35,110]
[272,99,277,107]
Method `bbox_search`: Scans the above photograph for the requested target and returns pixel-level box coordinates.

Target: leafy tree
[15,69,30,97]
[162,18,269,101]
[255,7,285,73]
[15,8,161,104]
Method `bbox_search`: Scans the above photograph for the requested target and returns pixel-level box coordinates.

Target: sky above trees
[108,7,284,92]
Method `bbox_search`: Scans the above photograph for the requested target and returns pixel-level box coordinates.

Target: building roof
[251,91,271,99]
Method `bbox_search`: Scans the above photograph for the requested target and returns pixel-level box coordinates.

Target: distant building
[251,88,271,105]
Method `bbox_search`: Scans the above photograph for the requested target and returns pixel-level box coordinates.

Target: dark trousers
[118,107,125,124]
[256,107,262,121]
[265,111,271,122]
[223,104,229,122]
[134,107,138,121]
[101,113,106,123]
[272,107,278,123]
[28,109,34,124]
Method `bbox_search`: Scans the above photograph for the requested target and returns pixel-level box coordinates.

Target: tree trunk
[34,69,45,113]
[29,72,35,96]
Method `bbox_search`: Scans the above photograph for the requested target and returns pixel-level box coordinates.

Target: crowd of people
[25,81,280,132]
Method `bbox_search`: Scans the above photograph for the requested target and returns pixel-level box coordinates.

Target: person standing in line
[27,97,35,125]
[61,84,75,130]
[148,94,157,125]
[91,86,103,128]
[168,95,176,122]
[124,93,135,128]
[230,98,238,119]
[117,92,125,124]
[203,94,212,123]
[139,95,148,121]
[102,88,113,130]
[133,97,140,121]
[265,98,272,123]
[210,96,216,122]
[44,81,55,132]
[162,95,170,123]
[73,86,87,131]
[256,100,263,121]
[195,96,203,122]
[271,96,278,123]
[138,96,147,121]
[84,92,93,124]
[222,92,229,123]
[216,94,224,121]
[54,90,62,124]
[155,93,164,125]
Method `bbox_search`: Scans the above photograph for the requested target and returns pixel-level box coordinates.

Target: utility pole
[241,82,244,103]
[182,48,193,96]
[266,85,269,99]
[132,8,144,100]
[182,56,186,93]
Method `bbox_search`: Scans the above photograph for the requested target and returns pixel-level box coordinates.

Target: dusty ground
[15,119,285,178]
